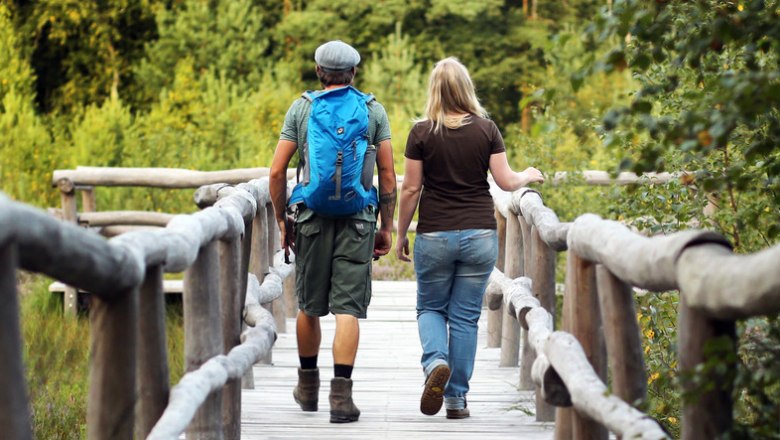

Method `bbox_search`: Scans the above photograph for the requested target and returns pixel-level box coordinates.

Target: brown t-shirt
[404,117,506,233]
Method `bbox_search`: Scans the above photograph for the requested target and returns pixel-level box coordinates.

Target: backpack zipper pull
[333,151,343,200]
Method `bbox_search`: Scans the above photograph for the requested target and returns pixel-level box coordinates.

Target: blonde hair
[422,57,488,133]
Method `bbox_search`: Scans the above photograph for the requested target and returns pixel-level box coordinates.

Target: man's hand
[279,216,296,264]
[373,228,392,260]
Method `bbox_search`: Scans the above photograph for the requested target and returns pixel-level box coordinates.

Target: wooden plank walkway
[241,280,555,439]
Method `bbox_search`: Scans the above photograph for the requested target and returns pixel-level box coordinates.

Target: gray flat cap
[314,40,360,71]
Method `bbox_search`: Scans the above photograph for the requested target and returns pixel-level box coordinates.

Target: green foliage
[11,0,159,112]
[636,291,681,437]
[18,273,186,439]
[361,23,425,120]
[0,3,34,103]
[579,0,780,252]
[135,0,270,108]
[731,316,780,438]
[21,274,89,439]
[0,88,58,207]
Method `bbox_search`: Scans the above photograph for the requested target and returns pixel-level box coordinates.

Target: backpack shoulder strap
[302,90,319,102]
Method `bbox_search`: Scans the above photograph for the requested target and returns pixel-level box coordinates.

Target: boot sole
[420,365,451,416]
[330,413,360,423]
[293,390,318,412]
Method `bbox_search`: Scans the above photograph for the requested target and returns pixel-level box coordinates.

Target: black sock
[299,355,318,370]
[334,364,353,379]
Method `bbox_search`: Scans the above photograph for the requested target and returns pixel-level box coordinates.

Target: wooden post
[135,265,170,439]
[555,252,576,440]
[678,296,735,439]
[240,219,253,302]
[0,244,32,440]
[500,213,523,367]
[596,265,646,406]
[252,204,272,365]
[530,225,556,422]
[184,242,224,439]
[58,179,79,317]
[519,215,535,390]
[267,203,287,333]
[81,187,97,213]
[488,208,506,348]
[88,287,139,440]
[284,273,297,318]
[219,238,243,440]
[569,253,607,440]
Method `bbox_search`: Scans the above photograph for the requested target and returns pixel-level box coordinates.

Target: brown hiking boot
[420,364,451,416]
[329,377,360,423]
[446,403,470,419]
[293,368,320,411]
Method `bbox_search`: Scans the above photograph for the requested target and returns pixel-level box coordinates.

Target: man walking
[269,40,397,423]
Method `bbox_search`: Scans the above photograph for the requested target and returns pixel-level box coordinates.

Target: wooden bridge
[242,280,553,439]
[2,166,780,440]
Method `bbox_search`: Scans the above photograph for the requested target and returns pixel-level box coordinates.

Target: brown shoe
[446,407,470,419]
[293,368,320,411]
[420,364,451,416]
[329,377,360,423]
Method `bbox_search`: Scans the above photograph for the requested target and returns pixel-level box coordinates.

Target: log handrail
[489,183,780,439]
[0,177,291,440]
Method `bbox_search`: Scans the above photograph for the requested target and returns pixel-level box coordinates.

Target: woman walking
[395,57,544,419]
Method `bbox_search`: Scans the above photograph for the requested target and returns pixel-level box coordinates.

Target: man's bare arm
[376,139,397,232]
[269,140,298,257]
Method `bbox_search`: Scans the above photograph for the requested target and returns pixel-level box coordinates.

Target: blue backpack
[290,85,378,216]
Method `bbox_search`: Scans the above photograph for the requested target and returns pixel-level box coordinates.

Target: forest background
[1,0,778,438]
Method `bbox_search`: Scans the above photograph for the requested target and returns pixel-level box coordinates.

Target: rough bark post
[596,265,646,406]
[519,215,535,390]
[58,181,79,317]
[555,252,576,440]
[81,187,97,213]
[267,203,287,333]
[88,287,139,440]
[678,296,735,439]
[219,238,243,440]
[241,219,256,390]
[570,253,607,440]
[252,204,272,365]
[500,213,523,367]
[184,242,224,439]
[531,225,556,422]
[488,208,506,348]
[135,265,170,439]
[240,220,253,305]
[0,244,32,440]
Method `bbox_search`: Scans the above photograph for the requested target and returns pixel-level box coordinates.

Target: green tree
[9,0,159,112]
[575,1,780,436]
[135,0,271,107]
[0,4,57,207]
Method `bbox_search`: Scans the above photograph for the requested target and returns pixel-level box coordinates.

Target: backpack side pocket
[361,144,377,191]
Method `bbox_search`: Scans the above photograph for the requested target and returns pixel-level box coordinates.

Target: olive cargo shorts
[294,206,376,318]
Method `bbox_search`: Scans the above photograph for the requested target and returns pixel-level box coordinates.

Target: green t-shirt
[279,91,392,148]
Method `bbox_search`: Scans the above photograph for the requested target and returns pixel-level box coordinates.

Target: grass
[18,272,187,439]
[16,248,412,439]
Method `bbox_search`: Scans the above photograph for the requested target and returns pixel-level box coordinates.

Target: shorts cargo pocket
[296,220,321,308]
[348,220,373,263]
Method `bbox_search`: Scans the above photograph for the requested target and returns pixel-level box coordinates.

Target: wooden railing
[0,177,292,440]
[50,166,296,318]
[487,187,780,439]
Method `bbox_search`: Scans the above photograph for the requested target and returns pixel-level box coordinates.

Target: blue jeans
[414,229,498,409]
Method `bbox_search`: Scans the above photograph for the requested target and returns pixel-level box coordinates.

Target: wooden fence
[487,187,780,439]
[0,177,292,440]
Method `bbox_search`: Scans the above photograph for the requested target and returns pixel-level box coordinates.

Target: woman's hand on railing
[519,167,545,186]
